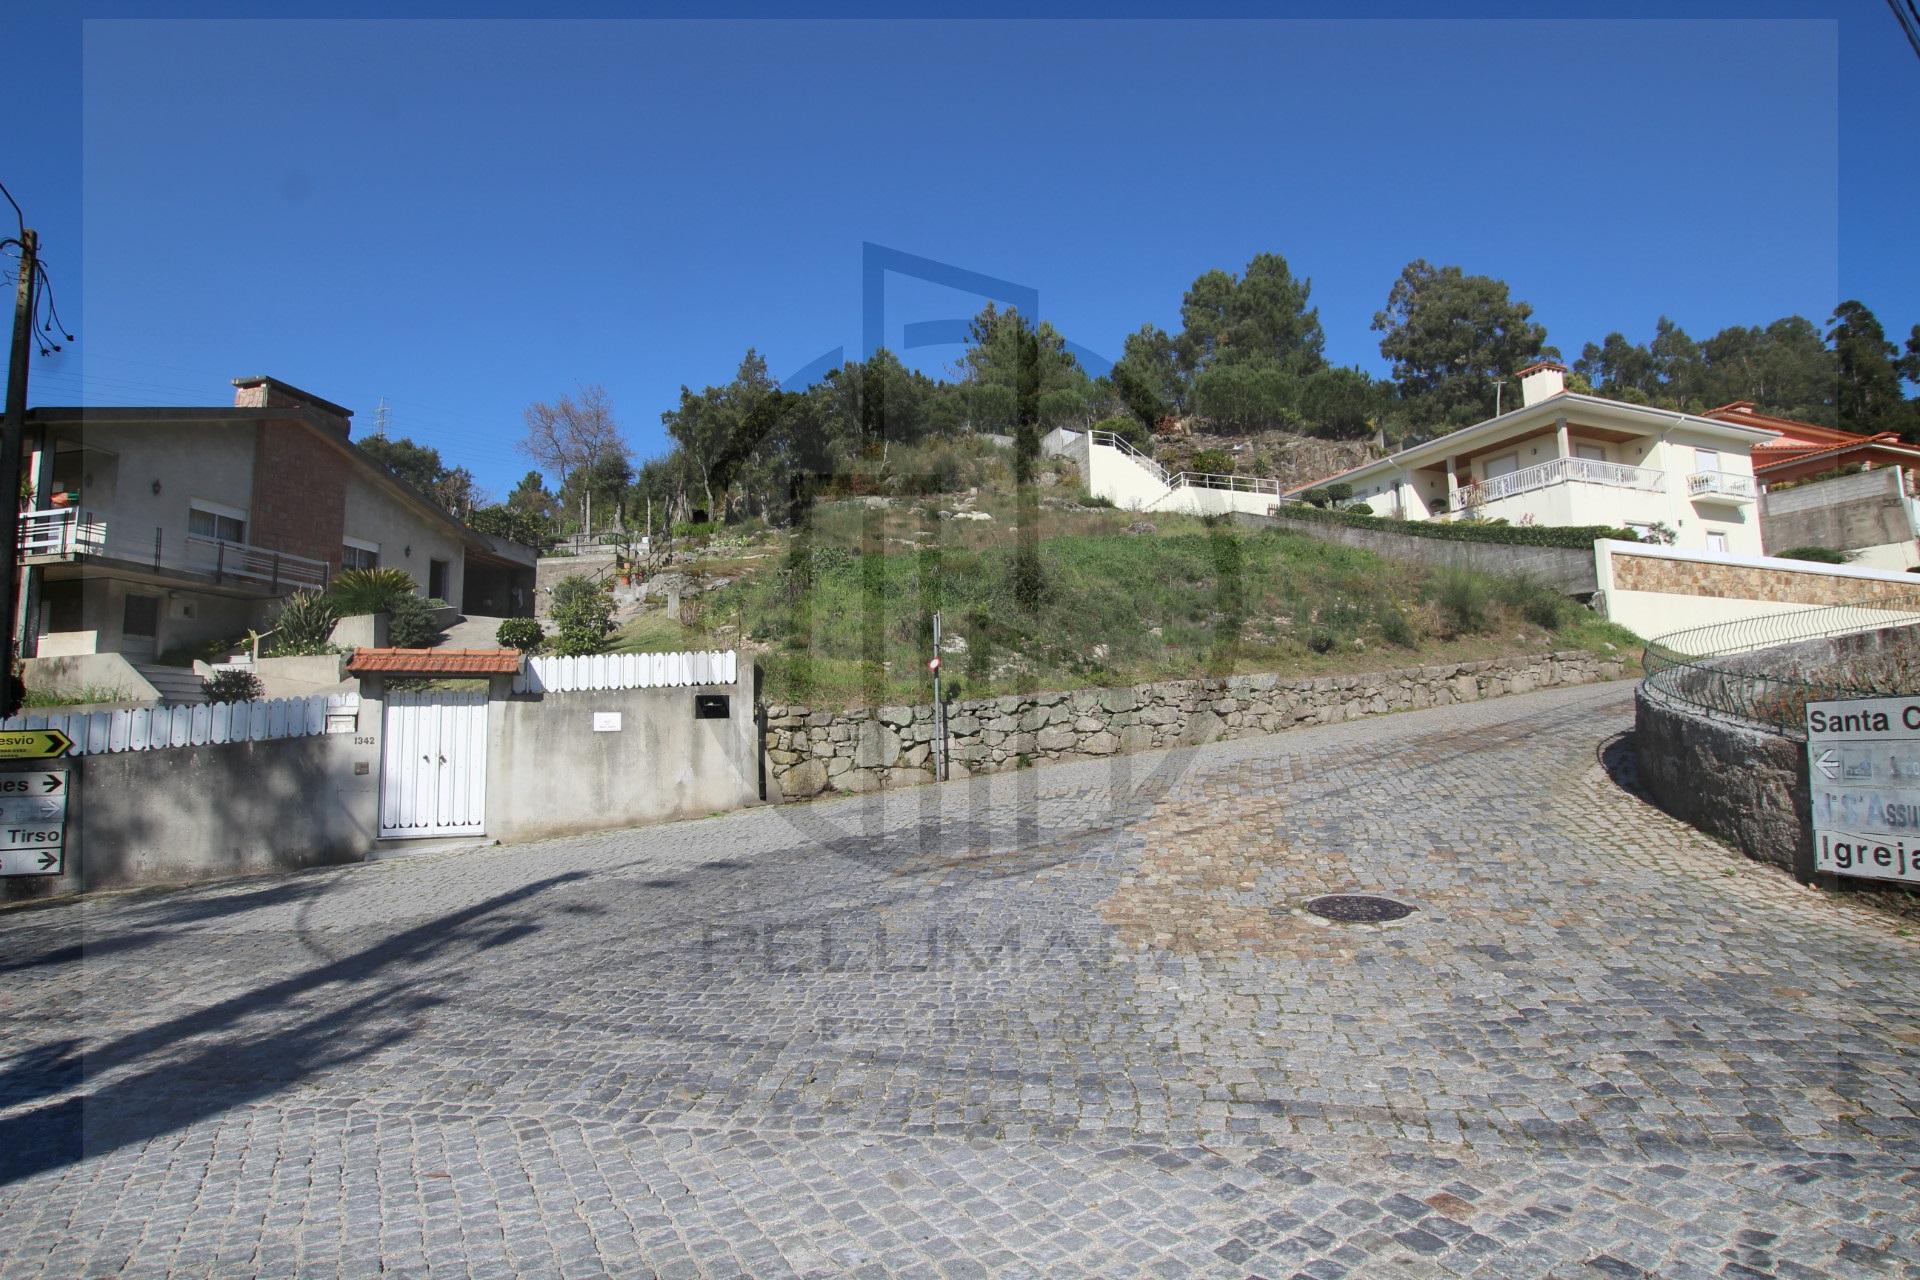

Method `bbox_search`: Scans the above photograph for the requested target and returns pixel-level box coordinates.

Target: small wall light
[404,545,412,557]
[151,480,162,496]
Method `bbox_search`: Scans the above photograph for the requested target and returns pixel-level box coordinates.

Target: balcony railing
[1165,471,1281,495]
[18,507,329,591]
[1685,469,1758,502]
[1457,456,1665,509]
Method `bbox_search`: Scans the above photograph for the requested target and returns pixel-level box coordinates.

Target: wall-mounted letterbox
[695,694,730,720]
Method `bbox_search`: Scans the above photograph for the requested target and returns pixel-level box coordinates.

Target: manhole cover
[1304,894,1414,924]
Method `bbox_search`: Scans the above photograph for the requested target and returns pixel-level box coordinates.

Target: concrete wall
[535,553,619,611]
[0,727,380,903]
[1086,439,1174,511]
[67,420,258,564]
[769,649,1620,799]
[1760,467,1918,568]
[342,470,467,608]
[1248,511,1600,595]
[1632,625,1918,877]
[485,680,758,842]
[20,652,160,703]
[1597,540,1920,639]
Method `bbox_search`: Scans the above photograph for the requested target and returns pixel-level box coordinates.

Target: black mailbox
[695,694,730,720]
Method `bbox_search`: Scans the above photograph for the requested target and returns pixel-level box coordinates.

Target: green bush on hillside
[1276,502,1639,550]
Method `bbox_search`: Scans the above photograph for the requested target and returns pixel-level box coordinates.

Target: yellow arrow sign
[0,730,73,760]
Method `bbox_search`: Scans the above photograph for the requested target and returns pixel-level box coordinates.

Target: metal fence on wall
[1641,593,1920,737]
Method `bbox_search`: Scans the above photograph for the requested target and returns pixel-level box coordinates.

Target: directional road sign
[0,730,73,760]
[1806,695,1920,884]
[0,763,69,877]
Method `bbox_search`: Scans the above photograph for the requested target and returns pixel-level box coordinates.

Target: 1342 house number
[354,736,377,746]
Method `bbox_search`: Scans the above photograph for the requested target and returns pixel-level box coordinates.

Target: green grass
[609,511,1642,708]
[22,685,137,708]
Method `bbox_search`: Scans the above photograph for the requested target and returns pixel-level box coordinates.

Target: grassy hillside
[610,482,1640,708]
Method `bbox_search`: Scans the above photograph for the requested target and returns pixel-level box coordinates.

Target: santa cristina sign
[1806,695,1920,884]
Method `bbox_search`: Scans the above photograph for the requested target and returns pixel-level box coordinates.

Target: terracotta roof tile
[347,647,523,676]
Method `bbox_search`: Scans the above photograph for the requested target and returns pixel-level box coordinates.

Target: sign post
[1805,694,1920,885]
[930,612,948,782]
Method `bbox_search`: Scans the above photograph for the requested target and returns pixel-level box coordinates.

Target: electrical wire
[1892,0,1920,61]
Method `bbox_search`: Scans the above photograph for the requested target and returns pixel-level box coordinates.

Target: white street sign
[0,795,66,825]
[1807,695,1920,884]
[0,772,66,797]
[0,848,62,876]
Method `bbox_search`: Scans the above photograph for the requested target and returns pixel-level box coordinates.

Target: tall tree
[1177,252,1326,376]
[1827,300,1908,434]
[1109,324,1185,426]
[519,384,628,531]
[1372,259,1553,430]
[357,435,474,517]
[663,349,782,519]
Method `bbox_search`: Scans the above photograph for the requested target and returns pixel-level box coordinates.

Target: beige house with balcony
[17,376,535,680]
[1286,363,1778,554]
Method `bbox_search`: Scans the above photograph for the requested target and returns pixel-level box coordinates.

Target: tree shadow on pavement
[0,870,588,1187]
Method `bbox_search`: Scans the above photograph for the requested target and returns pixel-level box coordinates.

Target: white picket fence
[511,650,738,695]
[3,693,361,757]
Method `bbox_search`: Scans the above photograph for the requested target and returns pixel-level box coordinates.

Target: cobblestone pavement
[1,681,1916,1279]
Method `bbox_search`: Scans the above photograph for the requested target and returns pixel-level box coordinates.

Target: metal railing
[1086,429,1169,483]
[17,507,328,592]
[1642,592,1920,737]
[1458,456,1664,507]
[1164,471,1281,495]
[1685,469,1758,501]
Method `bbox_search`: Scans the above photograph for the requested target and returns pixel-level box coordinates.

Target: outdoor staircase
[133,662,209,706]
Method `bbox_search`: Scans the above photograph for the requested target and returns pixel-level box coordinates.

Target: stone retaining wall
[768,650,1622,799]
[1634,688,1810,876]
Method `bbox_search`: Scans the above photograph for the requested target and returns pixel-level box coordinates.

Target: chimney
[1515,361,1568,409]
[232,375,354,438]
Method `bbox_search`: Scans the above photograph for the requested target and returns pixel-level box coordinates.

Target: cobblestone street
[1,681,1915,1278]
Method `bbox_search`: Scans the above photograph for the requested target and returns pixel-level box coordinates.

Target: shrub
[1092,414,1151,452]
[549,579,617,655]
[1433,570,1492,635]
[1324,481,1353,503]
[1375,602,1420,648]
[673,520,720,540]
[264,590,341,657]
[386,593,447,649]
[326,567,418,615]
[1305,627,1337,654]
[1773,545,1851,564]
[202,668,265,703]
[496,618,546,652]
[1492,574,1571,630]
[1344,501,1373,516]
[1191,448,1233,475]
[1276,503,1640,550]
[1082,495,1116,509]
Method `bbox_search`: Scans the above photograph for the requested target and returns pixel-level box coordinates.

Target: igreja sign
[1806,695,1920,883]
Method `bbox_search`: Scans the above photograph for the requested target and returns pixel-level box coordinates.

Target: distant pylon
[373,397,390,437]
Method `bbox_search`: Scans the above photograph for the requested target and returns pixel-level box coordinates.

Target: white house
[1284,363,1779,554]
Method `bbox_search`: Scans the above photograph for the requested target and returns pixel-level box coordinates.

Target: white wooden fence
[2,694,361,756]
[511,650,738,695]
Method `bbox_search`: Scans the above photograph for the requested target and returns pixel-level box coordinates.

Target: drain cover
[1304,894,1414,924]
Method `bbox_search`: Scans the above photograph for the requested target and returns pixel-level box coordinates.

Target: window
[1694,448,1720,475]
[1483,452,1520,481]
[187,500,246,544]
[1574,443,1606,462]
[1705,531,1729,554]
[428,558,449,600]
[342,538,380,571]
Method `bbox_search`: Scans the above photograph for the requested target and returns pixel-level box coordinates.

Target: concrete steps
[132,662,209,705]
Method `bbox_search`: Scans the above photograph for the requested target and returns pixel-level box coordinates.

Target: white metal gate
[379,689,489,839]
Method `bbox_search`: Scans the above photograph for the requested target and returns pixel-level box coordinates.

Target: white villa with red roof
[1284,362,1778,555]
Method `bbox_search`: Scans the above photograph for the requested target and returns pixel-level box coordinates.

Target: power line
[1891,0,1920,60]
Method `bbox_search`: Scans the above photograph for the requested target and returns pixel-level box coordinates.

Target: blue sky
[8,4,1915,498]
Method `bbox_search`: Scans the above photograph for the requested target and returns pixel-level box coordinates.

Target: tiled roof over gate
[347,647,524,676]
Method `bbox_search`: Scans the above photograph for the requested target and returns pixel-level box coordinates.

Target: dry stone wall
[767,650,1621,799]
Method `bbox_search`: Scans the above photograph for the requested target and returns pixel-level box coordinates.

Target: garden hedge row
[1273,503,1641,550]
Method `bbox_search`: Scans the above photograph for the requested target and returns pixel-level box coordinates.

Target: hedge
[1271,503,1641,550]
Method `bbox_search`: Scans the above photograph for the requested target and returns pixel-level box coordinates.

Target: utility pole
[0,229,38,718]
[372,397,390,438]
